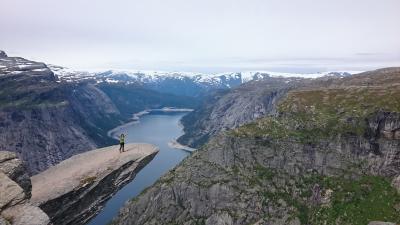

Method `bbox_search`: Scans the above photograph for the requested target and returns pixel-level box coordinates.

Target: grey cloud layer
[0,0,399,72]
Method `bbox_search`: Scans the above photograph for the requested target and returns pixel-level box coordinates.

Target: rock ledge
[31,143,158,225]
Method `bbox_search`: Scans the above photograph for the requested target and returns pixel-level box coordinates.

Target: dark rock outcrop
[0,51,7,58]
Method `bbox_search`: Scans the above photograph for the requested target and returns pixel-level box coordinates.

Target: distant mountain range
[49,65,360,97]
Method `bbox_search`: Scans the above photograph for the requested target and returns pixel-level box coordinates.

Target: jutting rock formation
[30,143,158,225]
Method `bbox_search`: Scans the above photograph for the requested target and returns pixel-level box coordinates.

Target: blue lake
[87,111,190,225]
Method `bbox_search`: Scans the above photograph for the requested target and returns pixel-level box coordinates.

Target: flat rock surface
[30,143,158,205]
[1,204,50,225]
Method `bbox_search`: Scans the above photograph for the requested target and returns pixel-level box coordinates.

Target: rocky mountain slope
[0,151,50,225]
[177,77,308,148]
[0,51,195,174]
[111,68,400,225]
[0,52,126,174]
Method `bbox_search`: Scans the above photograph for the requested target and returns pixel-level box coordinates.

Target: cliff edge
[30,143,158,225]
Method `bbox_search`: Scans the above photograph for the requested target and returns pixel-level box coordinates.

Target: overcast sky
[1,0,399,72]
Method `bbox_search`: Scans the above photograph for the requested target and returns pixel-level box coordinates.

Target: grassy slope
[233,68,400,142]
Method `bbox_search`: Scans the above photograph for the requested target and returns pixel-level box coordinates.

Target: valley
[2,1,399,224]
[111,68,400,225]
[88,111,191,225]
[0,51,197,175]
[0,50,399,225]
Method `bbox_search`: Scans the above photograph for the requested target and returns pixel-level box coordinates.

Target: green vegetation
[311,175,400,225]
[231,85,400,143]
[0,74,66,109]
[0,89,67,109]
[279,86,400,119]
[259,173,400,225]
[249,161,400,225]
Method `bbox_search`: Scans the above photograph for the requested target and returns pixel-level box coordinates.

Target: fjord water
[87,111,190,225]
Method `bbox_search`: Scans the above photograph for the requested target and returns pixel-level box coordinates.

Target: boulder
[0,152,31,198]
[0,172,25,210]
[0,152,50,225]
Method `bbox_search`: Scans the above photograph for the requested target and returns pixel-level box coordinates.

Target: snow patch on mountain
[49,65,362,87]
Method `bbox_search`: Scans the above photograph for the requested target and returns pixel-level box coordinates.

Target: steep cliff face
[0,54,124,174]
[0,52,195,174]
[66,83,124,147]
[178,77,305,148]
[112,68,400,225]
[0,53,95,174]
[0,151,50,225]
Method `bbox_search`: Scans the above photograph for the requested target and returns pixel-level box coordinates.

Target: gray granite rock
[31,143,158,225]
[0,152,31,197]
[0,172,26,210]
[1,204,50,225]
[0,151,50,225]
[392,175,400,194]
[0,152,14,163]
[368,222,396,225]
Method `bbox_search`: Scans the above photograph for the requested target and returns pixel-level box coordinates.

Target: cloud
[1,0,399,72]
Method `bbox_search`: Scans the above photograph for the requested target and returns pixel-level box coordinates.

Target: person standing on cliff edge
[119,133,126,153]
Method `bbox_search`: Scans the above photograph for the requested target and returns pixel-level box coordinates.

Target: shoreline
[107,107,196,152]
[107,107,194,139]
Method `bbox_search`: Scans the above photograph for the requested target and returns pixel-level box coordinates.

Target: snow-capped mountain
[49,65,361,97]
